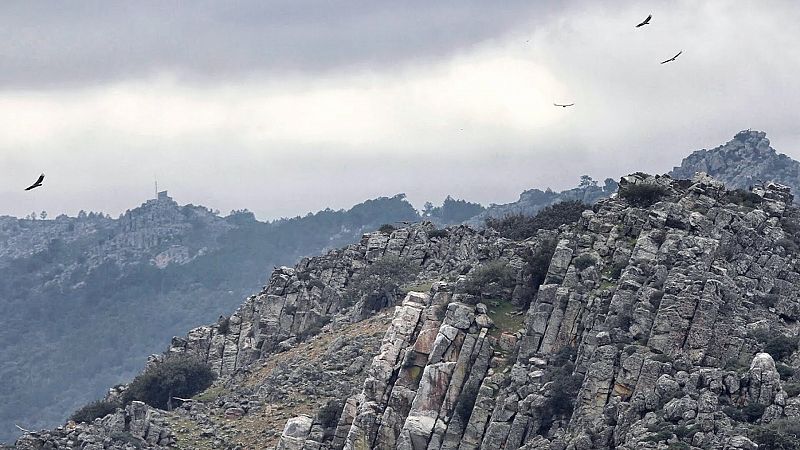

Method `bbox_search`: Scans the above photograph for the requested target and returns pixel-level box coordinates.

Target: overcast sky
[0,0,798,220]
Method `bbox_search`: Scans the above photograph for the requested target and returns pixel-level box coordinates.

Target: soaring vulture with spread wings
[24,174,44,191]
[553,103,575,108]
[660,51,683,64]
[636,14,652,27]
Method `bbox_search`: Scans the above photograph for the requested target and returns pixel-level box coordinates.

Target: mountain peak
[670,130,800,196]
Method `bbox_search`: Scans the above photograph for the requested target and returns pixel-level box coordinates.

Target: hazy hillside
[0,192,420,443]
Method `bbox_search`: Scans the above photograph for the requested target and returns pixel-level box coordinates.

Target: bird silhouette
[635,14,652,27]
[24,174,44,191]
[660,51,683,64]
[395,221,416,225]
[553,103,575,108]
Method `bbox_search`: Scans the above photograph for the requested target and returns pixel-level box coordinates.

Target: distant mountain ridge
[670,129,800,196]
[0,191,421,443]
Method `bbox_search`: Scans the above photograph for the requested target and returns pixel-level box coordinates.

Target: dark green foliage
[346,256,419,308]
[317,401,343,429]
[573,254,596,271]
[485,200,589,240]
[609,261,627,279]
[723,404,765,423]
[785,382,800,397]
[538,346,581,433]
[618,183,668,207]
[758,293,780,308]
[217,316,231,335]
[777,363,795,379]
[751,330,799,362]
[721,189,762,208]
[462,260,515,297]
[422,196,485,225]
[122,355,215,410]
[776,238,798,253]
[378,224,396,234]
[456,383,480,423]
[667,443,691,450]
[649,290,665,309]
[427,229,449,239]
[517,240,557,308]
[70,399,119,423]
[651,353,672,363]
[752,418,800,450]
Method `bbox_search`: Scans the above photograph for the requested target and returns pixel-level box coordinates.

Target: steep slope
[0,192,419,443]
[671,129,800,196]
[15,172,800,450]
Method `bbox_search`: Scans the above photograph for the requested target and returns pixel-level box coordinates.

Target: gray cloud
[0,0,798,220]
[0,0,561,88]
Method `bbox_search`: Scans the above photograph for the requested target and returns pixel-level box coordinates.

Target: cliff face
[671,129,800,197]
[17,172,800,450]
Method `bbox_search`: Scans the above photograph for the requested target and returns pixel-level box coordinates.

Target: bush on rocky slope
[485,200,589,240]
[69,399,120,423]
[345,255,419,309]
[618,182,669,207]
[122,355,215,410]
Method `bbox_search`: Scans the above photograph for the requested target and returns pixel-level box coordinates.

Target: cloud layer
[0,0,798,219]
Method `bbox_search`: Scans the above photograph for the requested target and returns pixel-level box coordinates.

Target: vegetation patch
[461,260,515,300]
[723,404,765,423]
[378,224,396,234]
[752,418,800,450]
[721,189,762,208]
[70,399,119,423]
[345,255,419,310]
[427,229,449,239]
[122,355,216,410]
[573,254,596,271]
[619,183,668,207]
[485,200,589,241]
[750,330,799,362]
[487,299,525,337]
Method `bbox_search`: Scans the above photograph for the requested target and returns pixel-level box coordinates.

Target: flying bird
[635,14,652,27]
[660,51,683,64]
[24,173,45,191]
[396,221,416,225]
[553,103,575,108]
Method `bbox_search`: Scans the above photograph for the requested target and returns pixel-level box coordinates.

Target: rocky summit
[671,130,800,198]
[12,170,800,450]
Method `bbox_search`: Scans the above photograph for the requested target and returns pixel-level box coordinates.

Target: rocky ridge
[16,169,800,449]
[671,129,800,198]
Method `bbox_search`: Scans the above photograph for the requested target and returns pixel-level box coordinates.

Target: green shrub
[486,200,589,240]
[70,399,119,423]
[462,260,515,297]
[723,404,765,423]
[721,189,762,208]
[122,355,216,410]
[217,316,231,335]
[777,362,795,379]
[317,400,343,429]
[619,183,668,207]
[378,224,396,234]
[573,254,596,271]
[609,261,627,279]
[345,256,419,309]
[752,418,800,450]
[427,229,449,239]
[784,382,800,397]
[651,353,672,363]
[751,330,798,362]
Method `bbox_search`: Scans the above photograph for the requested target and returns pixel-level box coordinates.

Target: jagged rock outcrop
[273,173,800,449]
[15,170,800,450]
[13,402,172,450]
[671,129,800,199]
